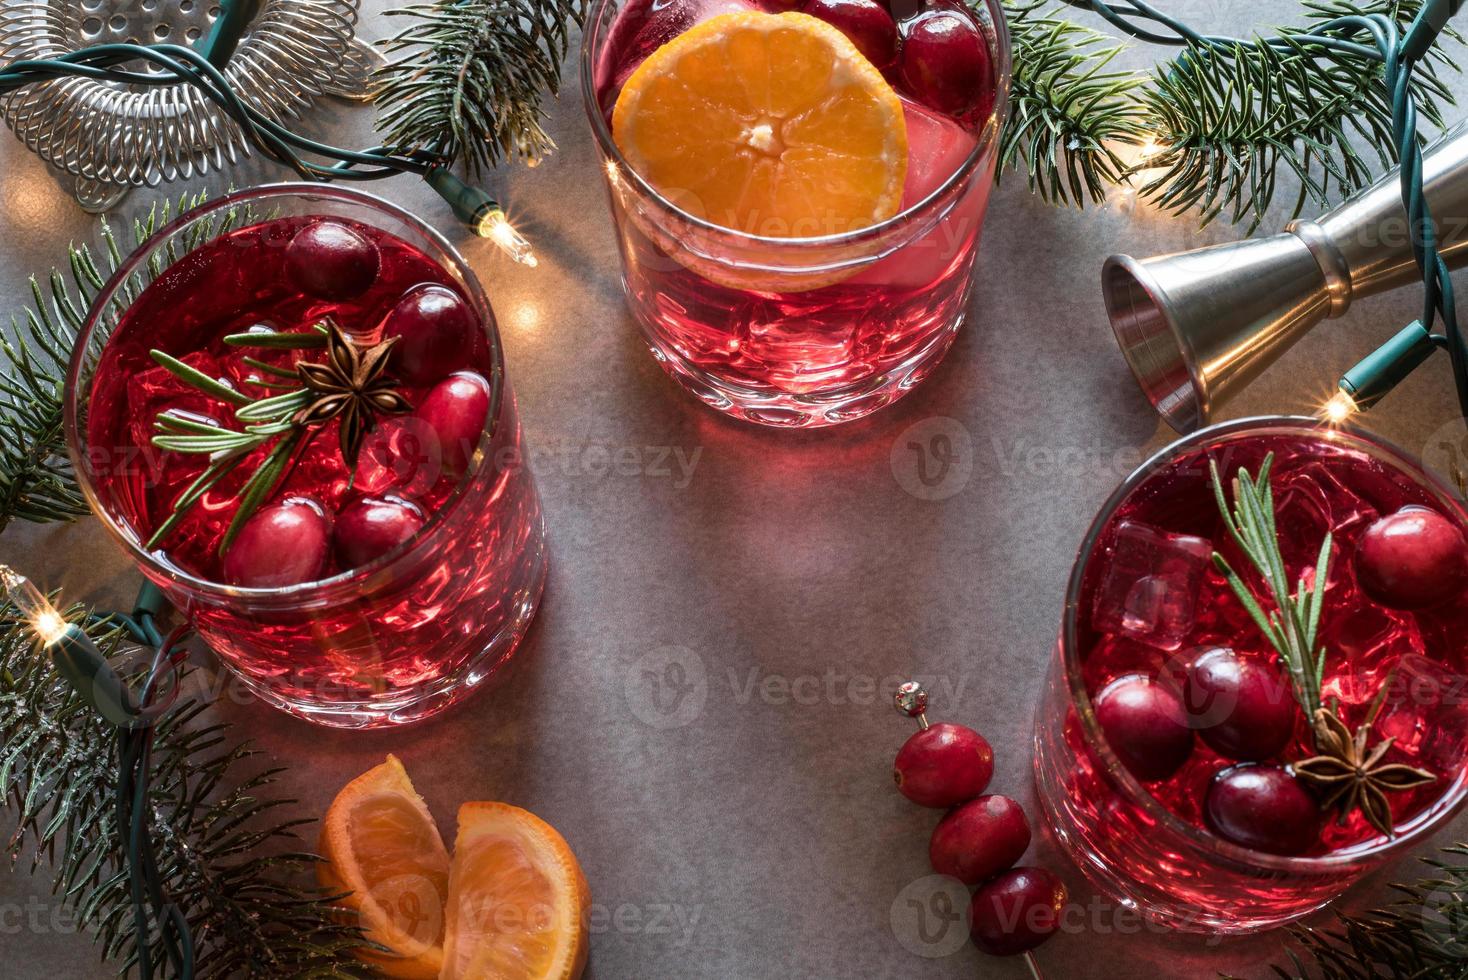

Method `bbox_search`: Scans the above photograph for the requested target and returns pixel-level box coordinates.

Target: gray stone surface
[3,2,1468,977]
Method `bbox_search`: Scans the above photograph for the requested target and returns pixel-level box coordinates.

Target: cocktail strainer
[0,0,380,209]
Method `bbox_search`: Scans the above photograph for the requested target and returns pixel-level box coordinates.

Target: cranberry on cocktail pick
[1093,674,1194,782]
[804,0,899,69]
[333,496,427,570]
[417,372,493,478]
[285,220,381,301]
[1183,647,1297,762]
[969,867,1067,957]
[928,794,1030,884]
[1205,764,1320,856]
[898,7,992,117]
[222,498,331,588]
[892,681,994,807]
[380,284,478,386]
[1355,506,1468,610]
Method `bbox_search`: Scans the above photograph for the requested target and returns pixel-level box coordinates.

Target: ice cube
[1274,460,1379,577]
[849,102,985,290]
[1093,520,1214,651]
[1372,654,1468,773]
[1319,602,1423,707]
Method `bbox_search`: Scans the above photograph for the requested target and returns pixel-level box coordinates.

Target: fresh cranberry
[928,795,1030,885]
[898,8,992,117]
[804,0,898,68]
[1093,675,1194,781]
[1356,506,1468,610]
[285,220,380,301]
[333,496,426,570]
[969,867,1067,957]
[1205,765,1320,855]
[893,721,993,807]
[380,284,477,386]
[222,499,330,588]
[416,372,492,477]
[1183,647,1297,761]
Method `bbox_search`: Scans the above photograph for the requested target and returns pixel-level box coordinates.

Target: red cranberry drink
[69,188,546,728]
[583,0,1009,426]
[1033,418,1468,931]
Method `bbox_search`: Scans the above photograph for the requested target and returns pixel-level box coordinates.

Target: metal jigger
[1104,120,1468,433]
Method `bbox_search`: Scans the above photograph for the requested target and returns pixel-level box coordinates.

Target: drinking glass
[581,0,1011,427]
[1033,417,1468,931]
[65,184,548,729]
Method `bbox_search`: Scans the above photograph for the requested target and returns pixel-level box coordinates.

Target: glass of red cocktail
[1034,417,1468,931]
[66,185,547,728]
[582,0,1010,427]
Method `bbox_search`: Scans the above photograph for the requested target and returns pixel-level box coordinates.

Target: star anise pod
[294,324,411,468]
[1293,707,1437,839]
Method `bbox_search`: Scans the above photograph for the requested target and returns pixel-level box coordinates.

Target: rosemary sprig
[1210,453,1332,718]
[145,323,409,555]
[1209,454,1435,839]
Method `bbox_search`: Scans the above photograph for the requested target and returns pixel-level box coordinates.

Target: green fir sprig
[0,605,367,977]
[997,1,1150,205]
[373,0,588,177]
[1000,0,1461,226]
[1262,843,1468,978]
[0,193,255,539]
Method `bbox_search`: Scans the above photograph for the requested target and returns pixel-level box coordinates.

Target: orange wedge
[612,10,908,239]
[440,802,590,980]
[318,755,451,979]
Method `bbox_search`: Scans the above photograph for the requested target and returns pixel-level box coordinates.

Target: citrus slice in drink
[612,10,909,240]
[318,754,451,979]
[440,802,591,980]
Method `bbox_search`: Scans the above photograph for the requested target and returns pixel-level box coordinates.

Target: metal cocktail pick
[893,681,1046,980]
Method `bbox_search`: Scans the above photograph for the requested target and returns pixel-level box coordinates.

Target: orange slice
[612,10,908,239]
[440,802,590,980]
[318,755,450,979]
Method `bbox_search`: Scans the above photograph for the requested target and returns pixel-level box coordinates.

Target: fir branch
[998,0,1150,205]
[373,0,588,177]
[1138,0,1461,231]
[0,192,239,536]
[1264,843,1468,978]
[0,608,367,977]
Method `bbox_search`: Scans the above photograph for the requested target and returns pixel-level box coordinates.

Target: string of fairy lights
[1083,0,1468,425]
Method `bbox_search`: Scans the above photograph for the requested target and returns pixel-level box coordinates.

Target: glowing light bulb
[476,209,539,268]
[1321,390,1359,425]
[0,564,70,646]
